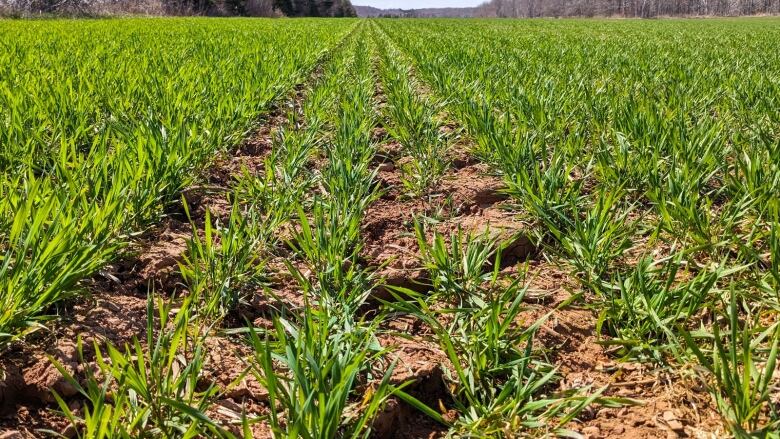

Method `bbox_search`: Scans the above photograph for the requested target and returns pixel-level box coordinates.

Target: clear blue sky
[352,0,483,9]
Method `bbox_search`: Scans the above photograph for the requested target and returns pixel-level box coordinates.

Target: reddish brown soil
[363,152,535,299]
[0,292,149,437]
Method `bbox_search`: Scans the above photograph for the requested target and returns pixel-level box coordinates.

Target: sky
[351,0,483,9]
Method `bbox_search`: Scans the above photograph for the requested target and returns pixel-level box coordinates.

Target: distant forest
[2,0,777,20]
[0,0,356,17]
[356,0,780,17]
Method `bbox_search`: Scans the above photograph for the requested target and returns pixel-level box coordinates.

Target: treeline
[0,0,355,17]
[475,0,780,17]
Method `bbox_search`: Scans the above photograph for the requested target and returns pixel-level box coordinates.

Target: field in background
[0,17,779,438]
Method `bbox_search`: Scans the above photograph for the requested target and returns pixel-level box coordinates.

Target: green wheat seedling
[595,132,660,193]
[729,142,780,207]
[647,163,719,248]
[502,152,586,244]
[179,201,265,319]
[232,164,307,247]
[596,254,745,361]
[268,125,320,189]
[0,176,122,350]
[289,202,370,304]
[414,221,496,305]
[555,189,636,291]
[231,127,322,249]
[683,292,780,437]
[320,149,378,219]
[49,294,230,438]
[762,221,780,306]
[458,99,539,171]
[247,296,393,439]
